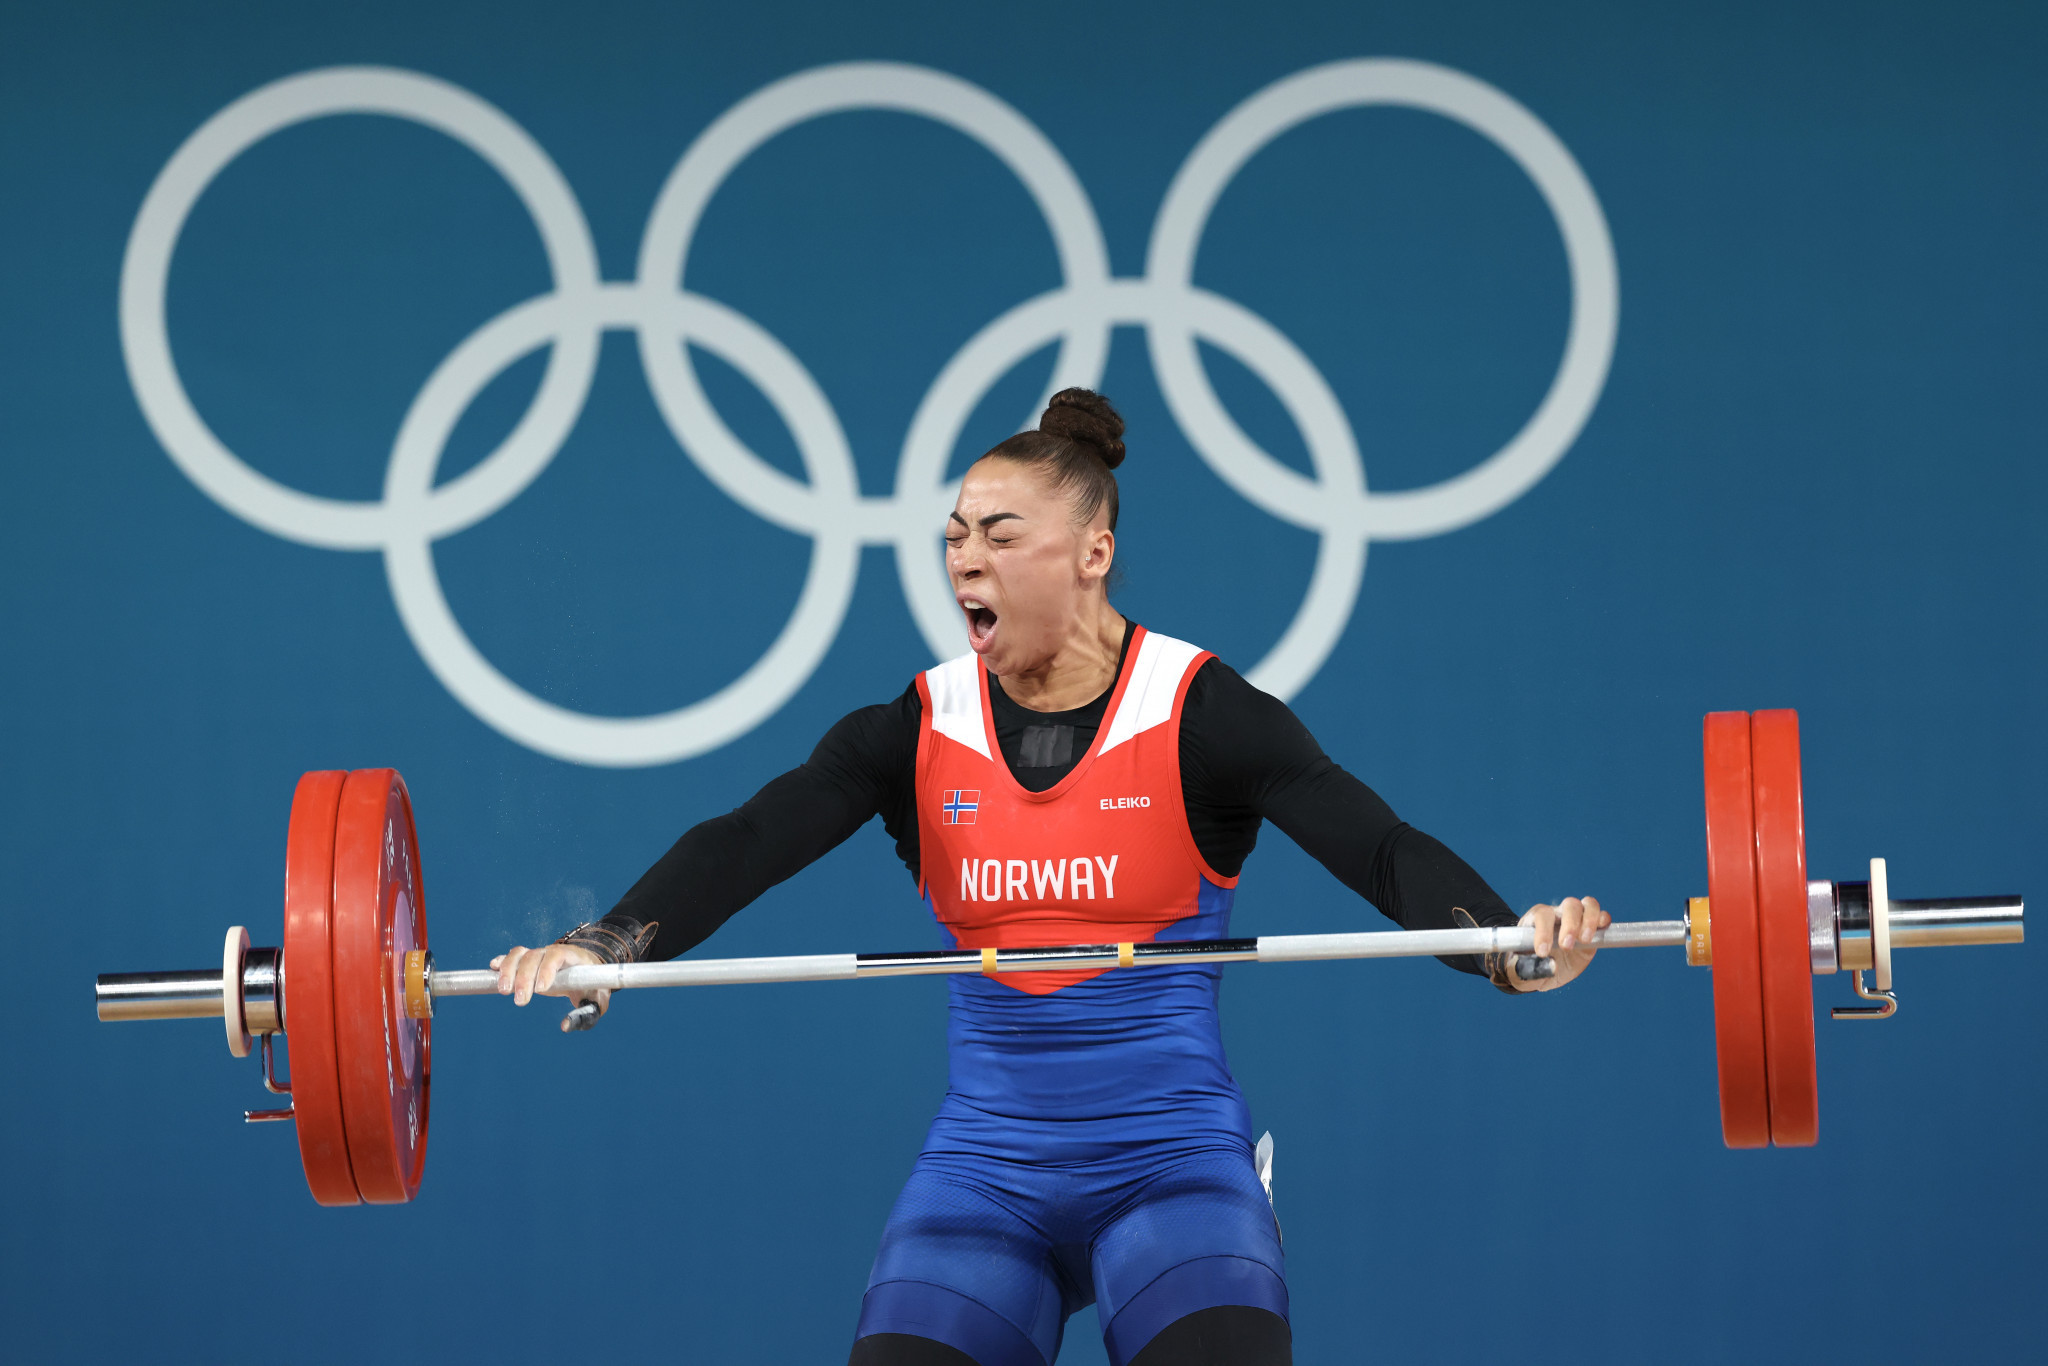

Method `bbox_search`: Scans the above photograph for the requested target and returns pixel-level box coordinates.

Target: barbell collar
[242,948,282,1035]
[1807,881,1837,974]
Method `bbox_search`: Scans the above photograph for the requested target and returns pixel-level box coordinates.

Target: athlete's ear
[1079,526,1115,584]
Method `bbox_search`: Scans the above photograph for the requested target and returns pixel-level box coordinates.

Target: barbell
[94,710,2024,1206]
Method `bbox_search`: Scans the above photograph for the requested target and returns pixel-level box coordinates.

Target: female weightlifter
[492,389,1610,1366]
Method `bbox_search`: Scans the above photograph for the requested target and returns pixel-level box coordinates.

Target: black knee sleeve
[1127,1305,1292,1366]
[848,1332,983,1366]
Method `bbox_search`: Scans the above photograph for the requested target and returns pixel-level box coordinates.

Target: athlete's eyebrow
[946,511,1024,529]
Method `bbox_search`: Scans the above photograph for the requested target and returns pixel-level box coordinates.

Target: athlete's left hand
[1511,895,1609,992]
[489,941,609,1028]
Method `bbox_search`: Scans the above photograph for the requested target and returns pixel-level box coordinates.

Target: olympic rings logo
[119,60,1616,768]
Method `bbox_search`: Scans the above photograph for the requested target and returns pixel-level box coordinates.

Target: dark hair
[981,387,1126,530]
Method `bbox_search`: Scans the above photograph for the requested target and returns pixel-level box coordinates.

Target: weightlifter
[492,388,1610,1366]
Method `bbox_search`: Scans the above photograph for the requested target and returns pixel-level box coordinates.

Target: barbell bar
[93,895,2020,1017]
[415,895,2017,996]
[91,711,2027,1205]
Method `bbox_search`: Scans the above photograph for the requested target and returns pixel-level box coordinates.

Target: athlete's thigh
[855,1162,1074,1366]
[1091,1150,1288,1366]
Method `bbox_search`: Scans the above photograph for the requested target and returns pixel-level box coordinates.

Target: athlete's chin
[973,632,1032,674]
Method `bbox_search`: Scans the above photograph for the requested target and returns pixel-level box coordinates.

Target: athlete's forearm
[1263,764,1517,975]
[1370,823,1520,973]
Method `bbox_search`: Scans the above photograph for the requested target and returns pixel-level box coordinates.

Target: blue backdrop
[4,2,2042,1361]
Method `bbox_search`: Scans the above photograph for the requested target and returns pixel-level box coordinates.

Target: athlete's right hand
[490,942,609,1030]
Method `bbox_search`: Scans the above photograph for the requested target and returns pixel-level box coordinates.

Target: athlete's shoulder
[1181,650,1268,712]
[813,681,921,765]
[1177,650,1326,781]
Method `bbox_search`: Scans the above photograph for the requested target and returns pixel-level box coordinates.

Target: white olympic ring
[119,59,1617,768]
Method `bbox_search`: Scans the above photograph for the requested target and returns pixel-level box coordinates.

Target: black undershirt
[605,621,1519,975]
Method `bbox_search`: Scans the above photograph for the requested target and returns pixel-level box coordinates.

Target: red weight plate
[1703,712,1769,1149]
[331,769,432,1205]
[281,771,359,1206]
[1751,709,1819,1147]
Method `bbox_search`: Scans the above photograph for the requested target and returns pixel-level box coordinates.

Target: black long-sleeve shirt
[604,624,1519,977]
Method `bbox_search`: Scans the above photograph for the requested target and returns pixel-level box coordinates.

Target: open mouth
[961,598,998,649]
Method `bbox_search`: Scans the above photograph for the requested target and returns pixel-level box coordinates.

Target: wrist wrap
[555,916,659,965]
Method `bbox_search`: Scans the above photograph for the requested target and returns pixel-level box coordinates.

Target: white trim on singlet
[1098,631,1207,756]
[924,653,991,759]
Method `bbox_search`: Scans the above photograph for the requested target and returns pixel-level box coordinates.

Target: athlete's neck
[991,604,1129,712]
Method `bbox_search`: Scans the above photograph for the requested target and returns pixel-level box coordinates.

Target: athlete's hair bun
[1038,388,1126,470]
[980,387,1127,531]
